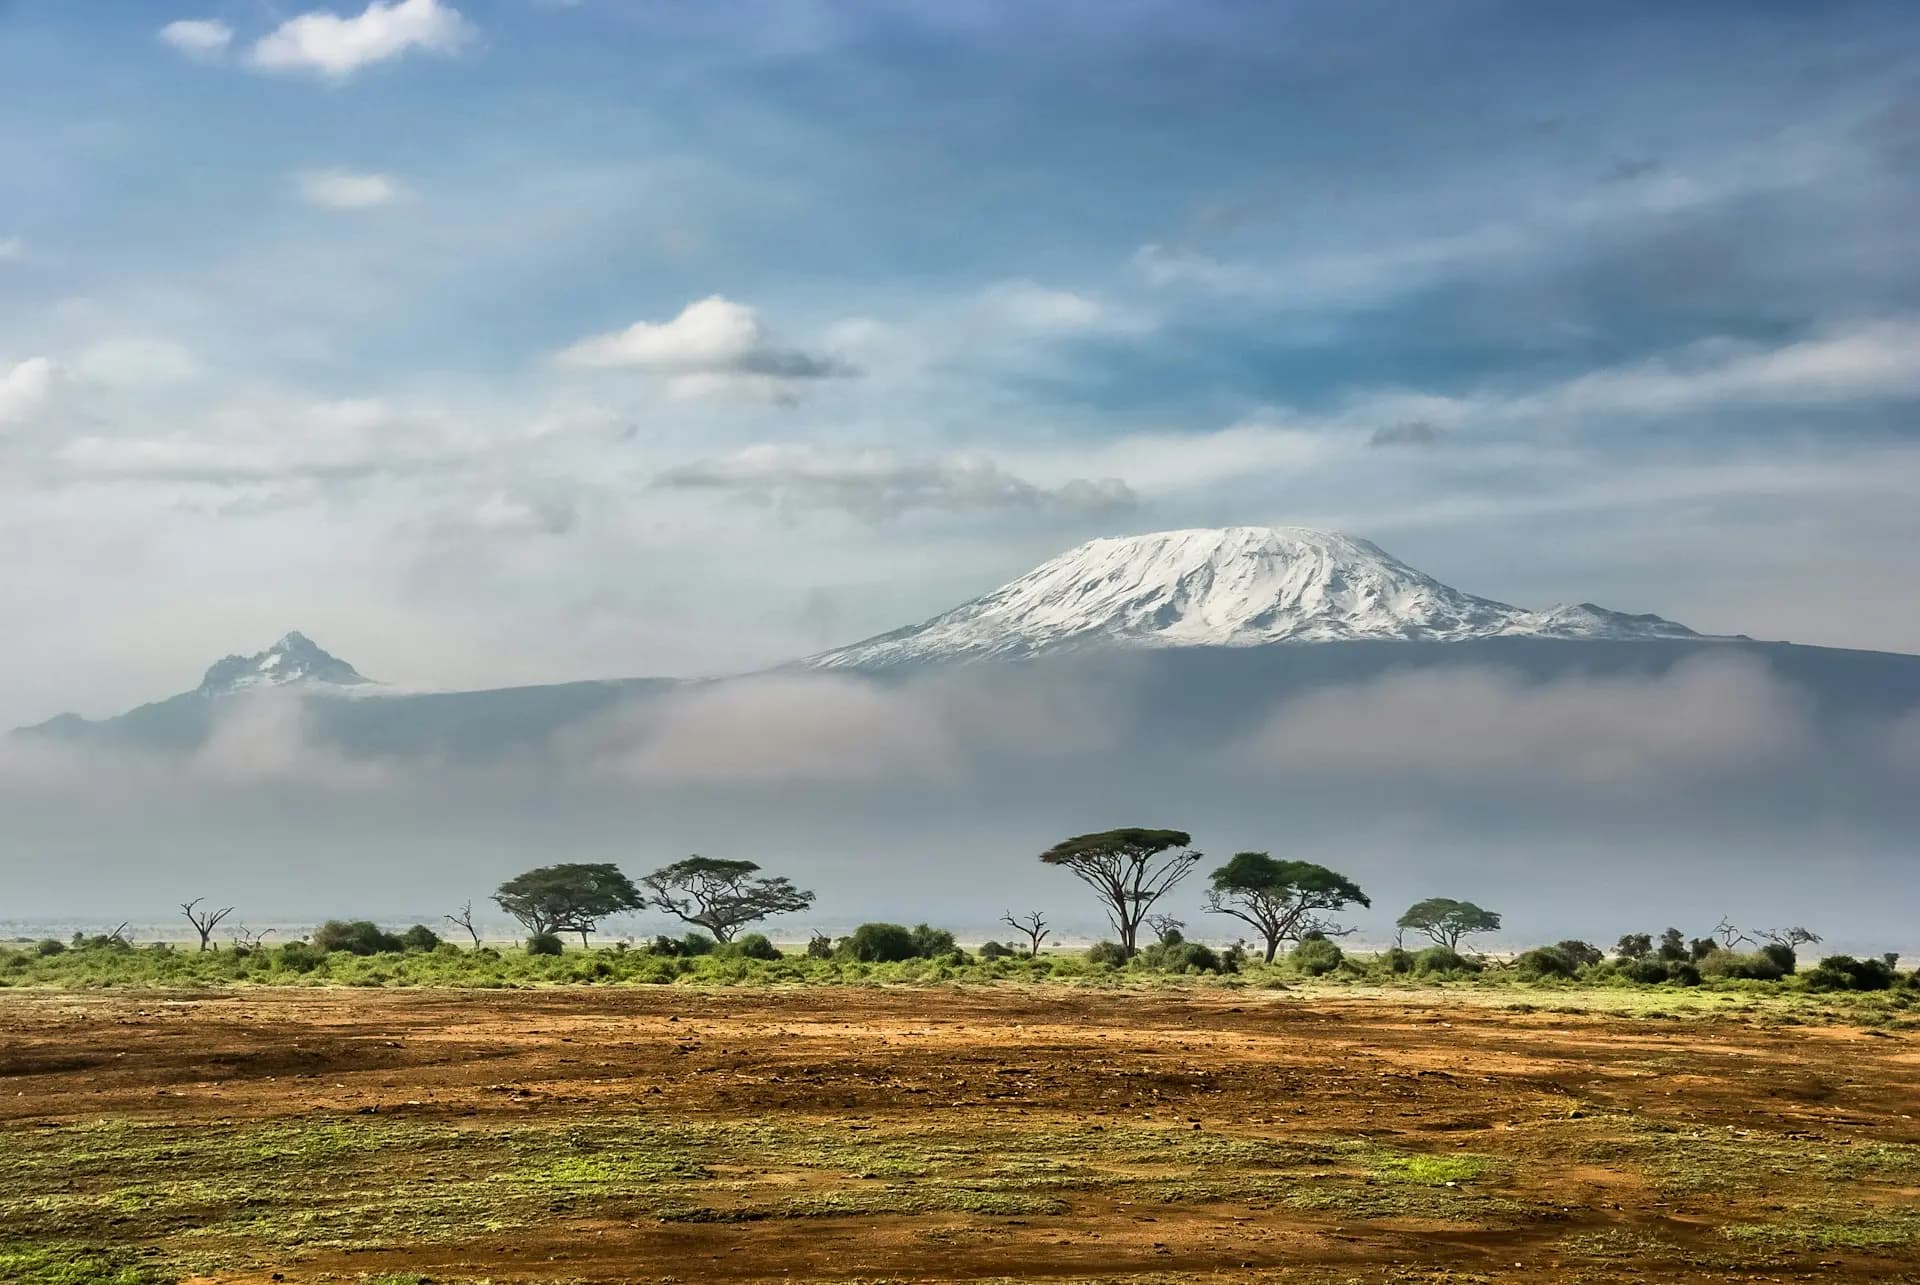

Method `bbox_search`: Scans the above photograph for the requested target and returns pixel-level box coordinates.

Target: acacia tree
[1396,898,1500,952]
[1001,911,1050,958]
[180,898,234,952]
[493,863,642,947]
[1203,853,1370,964]
[638,856,815,943]
[1039,828,1202,958]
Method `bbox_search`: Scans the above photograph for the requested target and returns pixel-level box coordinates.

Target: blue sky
[1,0,1918,724]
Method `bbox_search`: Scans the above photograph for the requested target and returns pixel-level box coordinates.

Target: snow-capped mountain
[195,631,373,696]
[806,526,1700,669]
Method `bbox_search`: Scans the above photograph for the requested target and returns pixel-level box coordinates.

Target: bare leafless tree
[444,900,482,948]
[1145,912,1186,945]
[231,925,274,951]
[1755,926,1822,950]
[1713,916,1750,948]
[180,898,234,952]
[1001,911,1050,959]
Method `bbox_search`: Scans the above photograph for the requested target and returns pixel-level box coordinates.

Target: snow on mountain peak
[806,526,1698,668]
[197,631,372,695]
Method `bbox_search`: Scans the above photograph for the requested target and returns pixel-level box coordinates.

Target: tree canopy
[1203,853,1370,963]
[1039,827,1201,957]
[493,863,642,945]
[639,856,815,943]
[1396,897,1501,951]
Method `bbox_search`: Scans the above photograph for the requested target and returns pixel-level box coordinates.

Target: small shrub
[276,941,324,973]
[1758,942,1798,975]
[845,922,918,963]
[1413,946,1480,975]
[1805,954,1897,992]
[1139,939,1221,973]
[1616,957,1670,984]
[1381,946,1415,974]
[1554,940,1605,968]
[399,924,442,952]
[1697,949,1786,982]
[1290,936,1345,976]
[33,938,65,957]
[1667,961,1702,986]
[1220,942,1247,973]
[725,932,780,961]
[311,920,404,955]
[679,932,717,957]
[1085,941,1130,967]
[977,940,1015,961]
[805,932,833,959]
[1513,946,1577,980]
[525,932,564,956]
[909,924,957,958]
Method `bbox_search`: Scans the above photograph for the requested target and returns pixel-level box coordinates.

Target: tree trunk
[1263,935,1280,964]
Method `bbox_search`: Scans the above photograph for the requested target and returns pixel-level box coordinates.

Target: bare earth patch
[2,985,1918,1283]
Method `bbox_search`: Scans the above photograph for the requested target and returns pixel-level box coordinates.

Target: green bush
[806,932,833,959]
[1381,946,1415,974]
[909,924,958,958]
[1757,942,1799,975]
[33,938,65,957]
[1616,957,1670,983]
[845,922,918,963]
[1667,961,1702,986]
[1085,941,1130,967]
[1554,940,1605,968]
[1513,946,1577,980]
[311,920,404,955]
[525,932,564,956]
[1697,949,1786,982]
[1412,946,1480,975]
[1138,939,1222,973]
[1804,954,1897,991]
[724,933,781,961]
[1290,936,1345,976]
[276,941,324,973]
[978,940,1015,961]
[399,924,442,952]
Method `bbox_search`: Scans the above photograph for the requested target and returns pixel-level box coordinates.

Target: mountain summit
[196,631,372,696]
[806,526,1699,669]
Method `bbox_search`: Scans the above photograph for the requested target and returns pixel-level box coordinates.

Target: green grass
[0,1112,1539,1279]
[0,1245,174,1285]
[1722,1205,1920,1250]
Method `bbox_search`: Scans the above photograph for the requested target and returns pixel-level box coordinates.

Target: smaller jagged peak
[197,631,372,696]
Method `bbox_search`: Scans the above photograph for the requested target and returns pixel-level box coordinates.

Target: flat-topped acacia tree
[1204,853,1370,963]
[640,856,816,943]
[1396,897,1501,952]
[493,863,643,948]
[1039,828,1202,958]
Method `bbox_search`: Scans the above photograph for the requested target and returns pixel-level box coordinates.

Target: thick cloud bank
[3,648,1917,946]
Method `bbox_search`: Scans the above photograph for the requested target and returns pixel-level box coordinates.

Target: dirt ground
[3,985,1919,1284]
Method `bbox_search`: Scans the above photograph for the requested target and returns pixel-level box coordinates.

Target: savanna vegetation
[5,832,1910,1009]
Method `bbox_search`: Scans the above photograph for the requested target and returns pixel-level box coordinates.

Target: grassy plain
[3,979,1919,1284]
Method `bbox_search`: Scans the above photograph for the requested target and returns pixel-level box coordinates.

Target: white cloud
[1237,656,1811,788]
[75,338,202,387]
[250,0,472,79]
[158,19,235,60]
[977,280,1109,332]
[655,444,1136,520]
[556,296,854,401]
[293,169,405,210]
[0,357,56,426]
